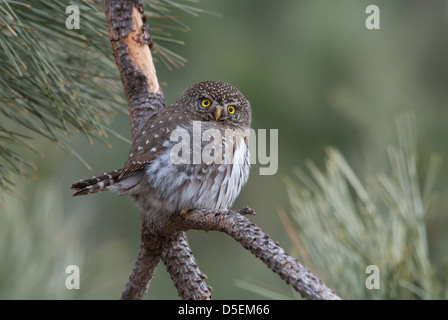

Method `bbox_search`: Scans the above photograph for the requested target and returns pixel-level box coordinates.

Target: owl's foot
[239,206,256,216]
[180,208,189,216]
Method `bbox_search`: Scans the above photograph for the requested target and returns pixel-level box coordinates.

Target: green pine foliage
[283,115,445,299]
[0,0,206,196]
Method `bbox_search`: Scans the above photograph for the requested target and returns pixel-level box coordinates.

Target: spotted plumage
[70,80,251,225]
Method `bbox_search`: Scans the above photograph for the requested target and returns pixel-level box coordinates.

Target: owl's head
[175,80,251,129]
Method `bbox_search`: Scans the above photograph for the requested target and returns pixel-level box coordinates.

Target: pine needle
[283,114,443,299]
[0,0,209,192]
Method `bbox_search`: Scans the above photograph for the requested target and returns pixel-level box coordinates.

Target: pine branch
[166,207,341,300]
[0,0,199,193]
[284,116,443,299]
[121,214,212,300]
[160,231,212,300]
[104,0,341,300]
[104,0,164,138]
[120,214,161,300]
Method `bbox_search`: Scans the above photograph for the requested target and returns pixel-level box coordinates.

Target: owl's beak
[214,105,223,120]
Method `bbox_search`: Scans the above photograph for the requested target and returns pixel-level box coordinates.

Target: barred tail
[70,169,122,197]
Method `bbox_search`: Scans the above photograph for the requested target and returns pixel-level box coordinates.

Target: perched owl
[70,81,251,225]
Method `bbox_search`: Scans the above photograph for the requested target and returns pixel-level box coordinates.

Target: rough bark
[104,0,210,300]
[160,231,212,300]
[166,207,341,300]
[104,0,164,138]
[120,214,161,300]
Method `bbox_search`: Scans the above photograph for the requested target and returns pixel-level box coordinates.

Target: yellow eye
[227,106,236,114]
[201,99,211,108]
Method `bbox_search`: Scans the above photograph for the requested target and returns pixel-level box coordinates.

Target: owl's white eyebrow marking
[151,147,156,152]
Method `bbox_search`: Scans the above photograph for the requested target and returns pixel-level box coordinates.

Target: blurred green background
[1,0,448,299]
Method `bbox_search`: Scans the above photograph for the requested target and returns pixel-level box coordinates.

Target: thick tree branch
[166,208,341,300]
[160,231,212,300]
[120,214,161,300]
[104,0,209,299]
[120,216,212,300]
[104,0,164,138]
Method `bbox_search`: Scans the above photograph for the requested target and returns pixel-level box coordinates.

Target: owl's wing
[117,106,196,181]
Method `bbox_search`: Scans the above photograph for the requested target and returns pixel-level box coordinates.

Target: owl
[70,80,251,225]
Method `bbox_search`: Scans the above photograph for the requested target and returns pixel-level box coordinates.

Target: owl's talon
[239,206,256,215]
